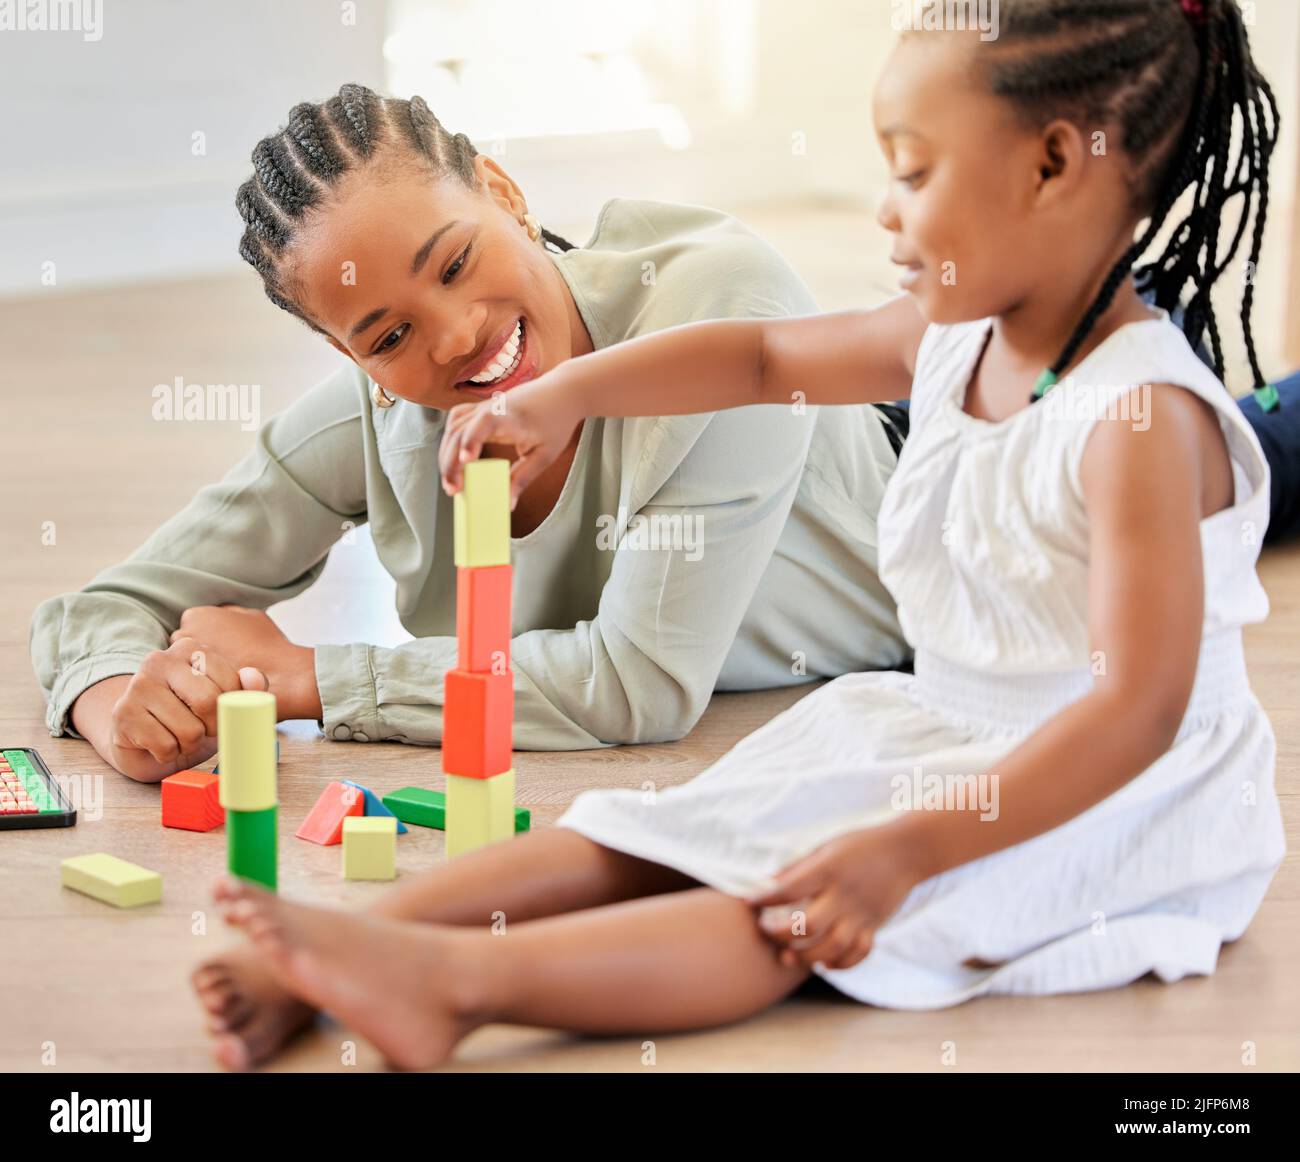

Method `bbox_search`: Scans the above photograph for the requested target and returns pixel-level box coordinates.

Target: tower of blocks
[445,458,516,858]
[217,690,278,890]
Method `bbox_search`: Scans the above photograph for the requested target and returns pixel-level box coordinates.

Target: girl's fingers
[826,931,876,972]
[748,849,831,908]
[792,916,860,971]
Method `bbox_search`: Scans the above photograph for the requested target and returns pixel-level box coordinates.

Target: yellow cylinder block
[217,691,278,811]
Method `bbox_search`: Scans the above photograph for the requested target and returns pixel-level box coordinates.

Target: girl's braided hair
[235,83,576,337]
[984,0,1280,408]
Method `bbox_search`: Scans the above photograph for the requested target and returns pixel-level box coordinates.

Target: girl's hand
[168,606,319,719]
[438,379,581,505]
[747,821,931,971]
[104,638,267,777]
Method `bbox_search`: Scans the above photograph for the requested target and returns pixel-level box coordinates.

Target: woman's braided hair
[236,83,577,336]
[983,0,1280,408]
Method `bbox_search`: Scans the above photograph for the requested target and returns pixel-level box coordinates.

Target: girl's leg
[192,828,697,1067]
[220,879,809,1069]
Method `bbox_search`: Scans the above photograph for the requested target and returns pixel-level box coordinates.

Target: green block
[228,805,277,890]
[383,787,445,830]
[383,786,530,833]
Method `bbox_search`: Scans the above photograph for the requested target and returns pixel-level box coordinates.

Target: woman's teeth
[466,319,524,386]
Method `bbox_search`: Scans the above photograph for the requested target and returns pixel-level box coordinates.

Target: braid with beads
[979,0,1280,409]
[235,83,577,336]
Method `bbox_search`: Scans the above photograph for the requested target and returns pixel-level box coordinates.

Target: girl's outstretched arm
[440,294,926,498]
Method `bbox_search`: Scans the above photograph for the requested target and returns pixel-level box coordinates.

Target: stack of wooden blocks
[445,459,516,858]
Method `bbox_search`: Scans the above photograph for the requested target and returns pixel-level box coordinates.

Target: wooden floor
[1,204,1296,1072]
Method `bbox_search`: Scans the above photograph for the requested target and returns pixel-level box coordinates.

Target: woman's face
[291,154,589,410]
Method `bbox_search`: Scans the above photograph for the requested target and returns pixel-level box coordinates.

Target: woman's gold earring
[372,382,396,409]
[523,213,542,242]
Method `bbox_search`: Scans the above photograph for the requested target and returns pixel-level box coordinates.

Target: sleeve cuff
[46,651,154,739]
[314,642,390,743]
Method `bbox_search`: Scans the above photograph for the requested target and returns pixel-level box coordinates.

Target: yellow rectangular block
[342,816,397,881]
[453,459,511,567]
[61,853,162,908]
[446,769,515,859]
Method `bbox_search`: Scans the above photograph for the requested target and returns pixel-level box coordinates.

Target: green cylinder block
[227,805,277,891]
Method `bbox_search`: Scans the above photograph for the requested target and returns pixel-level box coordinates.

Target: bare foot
[213,876,483,1070]
[191,942,315,1071]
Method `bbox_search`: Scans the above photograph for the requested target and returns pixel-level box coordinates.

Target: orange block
[442,669,513,778]
[161,769,224,832]
[295,781,364,846]
[456,565,512,674]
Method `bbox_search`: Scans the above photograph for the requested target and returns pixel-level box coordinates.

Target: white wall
[0,0,386,296]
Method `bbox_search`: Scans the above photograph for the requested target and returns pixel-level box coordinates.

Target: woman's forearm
[909,688,1183,880]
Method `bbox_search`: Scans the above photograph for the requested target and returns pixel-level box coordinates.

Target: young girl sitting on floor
[196,0,1285,1069]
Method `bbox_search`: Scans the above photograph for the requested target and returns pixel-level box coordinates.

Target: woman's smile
[455,314,539,399]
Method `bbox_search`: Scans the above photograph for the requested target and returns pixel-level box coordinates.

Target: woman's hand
[85,639,267,780]
[169,606,319,720]
[438,376,583,505]
[748,819,933,971]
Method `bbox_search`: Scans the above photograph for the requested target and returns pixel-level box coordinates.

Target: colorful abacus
[444,458,517,858]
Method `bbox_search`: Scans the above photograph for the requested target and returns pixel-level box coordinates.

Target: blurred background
[2,0,1298,651]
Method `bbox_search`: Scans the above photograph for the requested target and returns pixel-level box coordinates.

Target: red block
[456,565,512,674]
[442,669,513,778]
[295,781,364,845]
[162,769,224,832]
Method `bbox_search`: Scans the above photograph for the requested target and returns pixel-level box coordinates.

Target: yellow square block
[61,853,162,908]
[342,816,397,881]
[446,769,515,859]
[453,459,511,567]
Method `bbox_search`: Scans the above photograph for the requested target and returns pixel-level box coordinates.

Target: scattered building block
[442,669,513,778]
[446,769,515,859]
[161,769,224,832]
[342,816,397,881]
[295,780,364,846]
[383,786,447,830]
[61,853,162,908]
[456,564,512,673]
[218,691,279,890]
[383,785,529,833]
[340,779,407,834]
[453,458,511,567]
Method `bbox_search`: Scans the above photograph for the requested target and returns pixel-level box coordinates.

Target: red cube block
[161,769,225,832]
[442,669,513,778]
[456,565,512,674]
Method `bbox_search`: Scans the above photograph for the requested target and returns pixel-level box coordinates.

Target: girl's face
[291,154,588,410]
[872,32,1104,325]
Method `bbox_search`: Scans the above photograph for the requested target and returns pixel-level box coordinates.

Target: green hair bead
[1253,382,1280,413]
[1031,368,1058,402]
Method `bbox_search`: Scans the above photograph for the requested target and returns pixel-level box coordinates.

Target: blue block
[341,779,408,834]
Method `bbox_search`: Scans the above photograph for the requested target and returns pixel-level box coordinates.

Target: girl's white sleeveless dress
[557,310,1285,1008]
